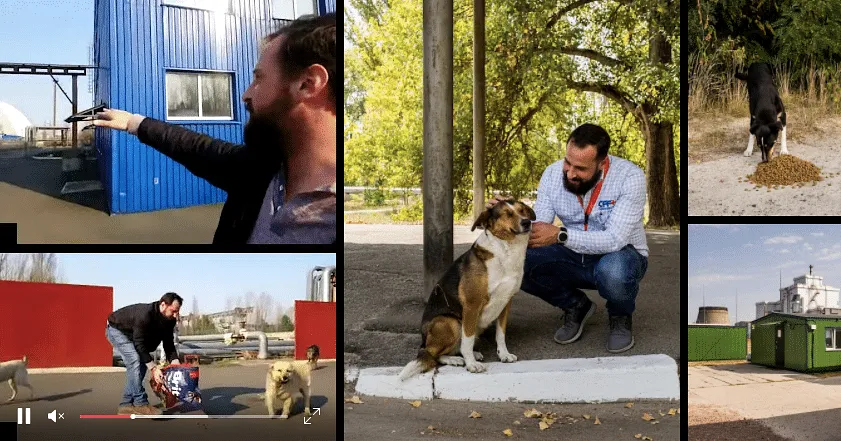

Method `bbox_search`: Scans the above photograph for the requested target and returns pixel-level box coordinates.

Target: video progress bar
[80,414,296,419]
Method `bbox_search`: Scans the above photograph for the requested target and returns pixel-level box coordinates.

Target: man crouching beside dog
[399,124,649,380]
[106,292,183,415]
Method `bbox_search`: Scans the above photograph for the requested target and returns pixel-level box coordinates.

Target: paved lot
[689,363,841,441]
[0,148,221,244]
[344,227,681,368]
[344,395,680,441]
[0,360,335,441]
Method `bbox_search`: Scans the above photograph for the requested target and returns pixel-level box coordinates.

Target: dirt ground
[688,114,841,215]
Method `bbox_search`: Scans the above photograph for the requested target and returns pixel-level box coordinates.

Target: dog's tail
[398,349,438,381]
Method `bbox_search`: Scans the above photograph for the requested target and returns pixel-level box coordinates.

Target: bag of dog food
[150,365,202,410]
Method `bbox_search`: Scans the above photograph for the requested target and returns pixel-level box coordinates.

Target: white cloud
[690,274,753,284]
[812,232,825,237]
[764,235,804,245]
[779,249,791,254]
[818,252,841,261]
[804,243,814,251]
[778,261,806,269]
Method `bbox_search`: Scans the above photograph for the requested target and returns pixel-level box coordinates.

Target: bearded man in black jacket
[94,13,336,244]
[105,292,183,415]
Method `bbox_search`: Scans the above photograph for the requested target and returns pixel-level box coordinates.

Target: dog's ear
[749,119,759,135]
[772,120,783,132]
[521,203,536,221]
[471,207,493,231]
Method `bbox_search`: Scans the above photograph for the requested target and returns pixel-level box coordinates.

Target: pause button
[17,408,30,425]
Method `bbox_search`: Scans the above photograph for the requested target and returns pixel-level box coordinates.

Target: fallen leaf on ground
[539,421,549,430]
[651,421,659,425]
[427,425,435,430]
[513,420,521,425]
[635,435,642,439]
[503,428,513,436]
[625,402,634,408]
[594,417,601,425]
[469,411,481,418]
[668,408,676,416]
[345,396,364,404]
[583,414,591,419]
[540,416,555,427]
[642,413,656,421]
[659,410,665,416]
[524,408,542,418]
[409,400,422,408]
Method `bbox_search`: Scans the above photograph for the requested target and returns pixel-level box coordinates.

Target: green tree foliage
[346,0,680,224]
[279,314,295,332]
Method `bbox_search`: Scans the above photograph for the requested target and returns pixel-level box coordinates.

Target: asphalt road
[344,229,681,368]
[0,361,336,441]
[344,395,681,440]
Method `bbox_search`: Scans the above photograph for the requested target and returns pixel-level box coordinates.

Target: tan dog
[0,355,34,402]
[265,360,311,419]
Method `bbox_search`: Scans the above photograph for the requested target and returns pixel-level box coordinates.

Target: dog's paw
[743,149,752,157]
[279,414,289,419]
[465,361,486,373]
[473,351,484,361]
[439,355,465,366]
[498,351,518,363]
[305,408,312,416]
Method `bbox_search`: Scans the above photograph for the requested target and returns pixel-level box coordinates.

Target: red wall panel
[0,280,113,368]
[294,300,336,360]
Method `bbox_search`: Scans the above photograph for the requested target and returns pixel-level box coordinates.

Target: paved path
[689,363,841,441]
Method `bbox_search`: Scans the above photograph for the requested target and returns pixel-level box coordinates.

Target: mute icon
[48,410,56,422]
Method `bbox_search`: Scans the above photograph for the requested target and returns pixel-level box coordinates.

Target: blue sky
[689,224,841,324]
[0,0,95,127]
[49,253,335,319]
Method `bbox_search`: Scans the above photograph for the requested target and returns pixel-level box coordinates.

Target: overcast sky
[689,224,841,324]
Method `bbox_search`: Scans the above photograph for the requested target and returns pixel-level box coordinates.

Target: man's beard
[243,100,290,158]
[563,169,602,196]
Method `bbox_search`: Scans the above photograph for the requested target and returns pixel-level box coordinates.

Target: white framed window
[826,327,841,350]
[165,71,234,121]
[271,0,317,20]
[162,0,232,14]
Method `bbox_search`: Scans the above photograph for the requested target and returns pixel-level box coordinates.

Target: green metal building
[751,312,841,372]
[688,324,747,361]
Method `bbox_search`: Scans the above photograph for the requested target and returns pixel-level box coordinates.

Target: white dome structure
[0,102,32,137]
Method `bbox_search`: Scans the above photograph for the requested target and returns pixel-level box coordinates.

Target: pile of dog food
[745,155,823,188]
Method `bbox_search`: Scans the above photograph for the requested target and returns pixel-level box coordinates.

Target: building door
[775,323,785,367]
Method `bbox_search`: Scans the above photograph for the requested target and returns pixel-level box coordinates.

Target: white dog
[0,355,34,402]
[265,360,311,419]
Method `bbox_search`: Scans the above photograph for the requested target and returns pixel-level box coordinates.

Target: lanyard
[576,156,610,231]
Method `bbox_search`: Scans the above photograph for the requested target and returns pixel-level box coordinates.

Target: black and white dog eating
[736,62,787,163]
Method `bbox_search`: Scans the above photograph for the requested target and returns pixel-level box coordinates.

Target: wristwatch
[556,226,568,245]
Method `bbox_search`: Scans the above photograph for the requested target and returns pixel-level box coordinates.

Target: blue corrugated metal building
[93,0,335,214]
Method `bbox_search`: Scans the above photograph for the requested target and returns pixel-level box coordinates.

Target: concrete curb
[354,354,679,403]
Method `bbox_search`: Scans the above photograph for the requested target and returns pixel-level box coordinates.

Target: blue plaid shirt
[533,155,648,257]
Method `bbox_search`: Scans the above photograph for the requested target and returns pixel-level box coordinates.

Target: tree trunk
[646,3,679,227]
[645,120,680,226]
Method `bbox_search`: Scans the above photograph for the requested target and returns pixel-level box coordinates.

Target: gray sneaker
[554,297,596,344]
[607,315,634,353]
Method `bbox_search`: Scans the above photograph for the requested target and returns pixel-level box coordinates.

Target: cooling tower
[696,306,730,325]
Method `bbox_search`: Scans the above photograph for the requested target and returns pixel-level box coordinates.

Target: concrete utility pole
[472,0,485,221]
[422,0,454,297]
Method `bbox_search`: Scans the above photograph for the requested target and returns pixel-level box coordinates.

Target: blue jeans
[520,243,648,316]
[106,324,149,407]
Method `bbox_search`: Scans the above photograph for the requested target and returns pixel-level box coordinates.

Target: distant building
[0,102,32,137]
[204,306,255,331]
[756,266,841,319]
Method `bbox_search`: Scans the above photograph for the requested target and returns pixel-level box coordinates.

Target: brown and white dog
[399,200,535,380]
[0,355,34,402]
